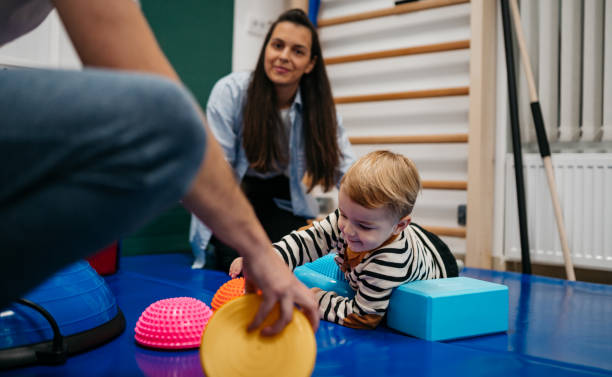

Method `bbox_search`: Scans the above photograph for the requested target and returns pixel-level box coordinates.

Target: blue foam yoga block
[387,277,508,341]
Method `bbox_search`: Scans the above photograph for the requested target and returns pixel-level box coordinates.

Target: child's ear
[392,215,411,235]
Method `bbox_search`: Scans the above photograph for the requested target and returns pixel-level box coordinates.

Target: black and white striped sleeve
[272,210,342,271]
[314,244,410,329]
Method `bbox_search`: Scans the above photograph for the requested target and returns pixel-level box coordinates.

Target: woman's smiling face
[264,21,315,90]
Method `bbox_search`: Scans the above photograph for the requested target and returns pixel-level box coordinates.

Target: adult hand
[242,248,319,336]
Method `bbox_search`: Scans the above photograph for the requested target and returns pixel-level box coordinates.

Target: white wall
[317,2,472,255]
[232,0,286,72]
[0,10,81,69]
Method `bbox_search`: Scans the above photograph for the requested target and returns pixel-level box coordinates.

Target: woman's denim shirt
[190,71,356,266]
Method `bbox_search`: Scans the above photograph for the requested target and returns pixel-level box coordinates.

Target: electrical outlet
[457,204,466,226]
[246,15,272,37]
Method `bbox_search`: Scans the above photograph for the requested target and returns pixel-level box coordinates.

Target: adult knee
[123,75,207,203]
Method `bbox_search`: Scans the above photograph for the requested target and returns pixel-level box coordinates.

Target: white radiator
[517,0,611,143]
[504,154,612,271]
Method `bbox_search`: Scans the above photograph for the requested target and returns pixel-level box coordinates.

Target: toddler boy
[231,150,458,329]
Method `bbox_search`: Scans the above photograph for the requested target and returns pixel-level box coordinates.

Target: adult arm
[52,0,319,335]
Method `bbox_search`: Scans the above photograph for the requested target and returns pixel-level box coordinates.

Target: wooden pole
[508,0,575,281]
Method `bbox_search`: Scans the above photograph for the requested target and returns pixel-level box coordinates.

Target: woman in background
[190,8,356,271]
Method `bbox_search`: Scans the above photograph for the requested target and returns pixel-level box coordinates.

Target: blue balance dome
[0,260,125,369]
[294,254,355,299]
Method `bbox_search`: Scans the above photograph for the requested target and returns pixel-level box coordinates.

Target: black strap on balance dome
[0,299,125,370]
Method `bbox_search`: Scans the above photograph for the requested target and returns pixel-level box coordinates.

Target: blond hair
[340,150,421,219]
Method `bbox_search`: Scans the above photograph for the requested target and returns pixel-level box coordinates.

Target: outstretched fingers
[259,297,294,336]
[247,295,275,332]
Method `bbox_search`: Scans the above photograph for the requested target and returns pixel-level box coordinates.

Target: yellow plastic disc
[200,294,316,377]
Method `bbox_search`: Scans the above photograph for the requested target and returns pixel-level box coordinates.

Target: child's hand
[310,287,322,294]
[229,257,243,278]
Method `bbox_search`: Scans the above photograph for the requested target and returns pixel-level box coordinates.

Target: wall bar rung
[325,40,470,65]
[422,180,467,190]
[318,0,470,28]
[335,87,469,104]
[423,225,466,238]
[349,134,468,144]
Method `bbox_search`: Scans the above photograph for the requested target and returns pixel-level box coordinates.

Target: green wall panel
[121,1,233,256]
[141,0,234,107]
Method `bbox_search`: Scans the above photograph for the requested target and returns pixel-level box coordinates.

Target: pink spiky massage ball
[134,297,213,350]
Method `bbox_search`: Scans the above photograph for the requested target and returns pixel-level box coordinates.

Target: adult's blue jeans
[0,68,206,308]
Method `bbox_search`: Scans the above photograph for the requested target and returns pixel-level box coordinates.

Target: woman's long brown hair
[242,8,340,192]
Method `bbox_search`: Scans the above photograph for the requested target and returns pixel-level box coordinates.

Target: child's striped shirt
[273,209,458,329]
